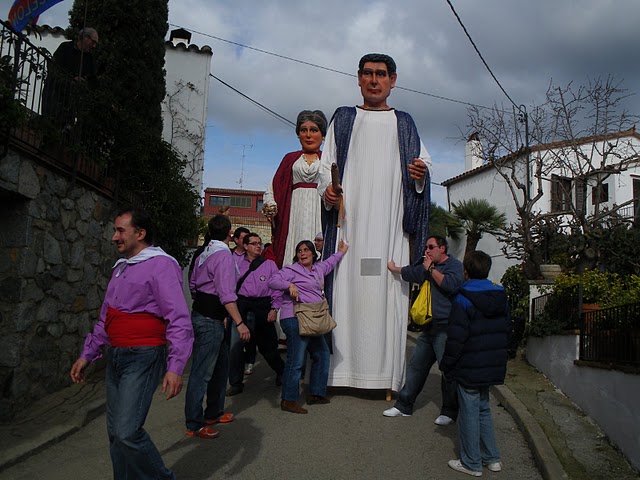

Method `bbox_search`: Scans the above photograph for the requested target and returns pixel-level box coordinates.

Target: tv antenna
[236,143,253,189]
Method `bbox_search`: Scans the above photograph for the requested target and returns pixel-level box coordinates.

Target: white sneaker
[485,461,502,472]
[448,459,482,477]
[434,414,454,426]
[382,406,411,417]
[244,363,254,375]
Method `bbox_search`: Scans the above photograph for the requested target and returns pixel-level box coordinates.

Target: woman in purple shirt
[269,238,349,414]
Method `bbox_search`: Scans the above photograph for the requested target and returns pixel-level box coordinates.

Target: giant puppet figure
[318,53,431,392]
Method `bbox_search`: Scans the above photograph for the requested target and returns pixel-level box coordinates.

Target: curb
[492,385,567,480]
[0,398,107,472]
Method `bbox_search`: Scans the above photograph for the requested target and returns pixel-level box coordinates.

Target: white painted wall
[527,335,640,471]
[446,163,521,283]
[162,43,212,195]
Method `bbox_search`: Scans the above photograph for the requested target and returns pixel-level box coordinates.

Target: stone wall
[0,148,116,420]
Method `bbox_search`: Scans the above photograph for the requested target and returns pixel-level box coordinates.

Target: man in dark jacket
[384,235,464,424]
[440,250,510,477]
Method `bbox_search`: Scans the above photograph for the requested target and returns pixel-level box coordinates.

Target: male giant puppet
[319,53,431,391]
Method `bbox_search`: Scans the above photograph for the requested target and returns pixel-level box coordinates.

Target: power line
[211,74,296,128]
[169,22,491,111]
[444,0,519,110]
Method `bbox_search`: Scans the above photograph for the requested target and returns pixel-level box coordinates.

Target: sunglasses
[426,244,441,250]
[247,242,262,246]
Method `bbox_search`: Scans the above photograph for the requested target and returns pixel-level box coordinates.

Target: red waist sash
[293,182,318,190]
[105,307,167,347]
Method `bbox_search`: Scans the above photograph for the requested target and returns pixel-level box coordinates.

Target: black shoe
[226,385,244,397]
[307,395,330,405]
[408,322,425,332]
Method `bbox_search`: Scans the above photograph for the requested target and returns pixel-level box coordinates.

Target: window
[230,196,252,208]
[209,196,230,207]
[551,175,572,212]
[256,199,264,213]
[575,179,587,215]
[591,183,609,205]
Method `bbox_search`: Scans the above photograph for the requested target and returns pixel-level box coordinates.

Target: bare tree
[467,76,639,278]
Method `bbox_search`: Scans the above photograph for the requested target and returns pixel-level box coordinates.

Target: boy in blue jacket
[440,250,510,477]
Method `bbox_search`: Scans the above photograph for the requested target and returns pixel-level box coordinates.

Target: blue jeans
[395,325,458,417]
[456,384,501,471]
[229,300,284,387]
[280,316,329,401]
[184,311,228,431]
[106,346,175,480]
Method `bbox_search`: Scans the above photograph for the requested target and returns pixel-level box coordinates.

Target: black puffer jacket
[440,279,511,388]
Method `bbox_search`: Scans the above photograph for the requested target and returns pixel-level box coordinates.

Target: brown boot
[307,395,330,405]
[280,400,308,414]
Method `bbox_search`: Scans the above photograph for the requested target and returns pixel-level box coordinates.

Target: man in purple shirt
[227,233,285,396]
[232,226,250,268]
[185,215,250,438]
[70,207,194,480]
[231,226,256,373]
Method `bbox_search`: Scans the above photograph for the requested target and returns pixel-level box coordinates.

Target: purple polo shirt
[80,254,194,375]
[237,257,282,309]
[232,249,246,274]
[269,252,343,319]
[190,249,238,305]
[236,254,251,280]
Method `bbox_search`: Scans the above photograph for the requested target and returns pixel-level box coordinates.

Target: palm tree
[452,198,507,253]
[429,202,463,240]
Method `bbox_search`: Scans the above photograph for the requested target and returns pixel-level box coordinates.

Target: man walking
[70,207,193,479]
[185,215,250,438]
[384,236,464,424]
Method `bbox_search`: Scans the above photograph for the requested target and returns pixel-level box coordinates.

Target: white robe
[264,155,323,266]
[318,108,431,391]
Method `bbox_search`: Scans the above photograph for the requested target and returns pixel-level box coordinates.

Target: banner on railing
[7,0,64,33]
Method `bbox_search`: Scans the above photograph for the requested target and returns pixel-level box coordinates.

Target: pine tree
[66,0,199,264]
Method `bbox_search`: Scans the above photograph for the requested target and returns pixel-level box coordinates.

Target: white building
[25,25,212,194]
[442,128,640,283]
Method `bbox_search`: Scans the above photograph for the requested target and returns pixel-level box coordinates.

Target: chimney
[169,28,192,46]
[465,132,483,171]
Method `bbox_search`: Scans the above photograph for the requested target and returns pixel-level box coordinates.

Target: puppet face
[298,120,323,153]
[358,61,397,108]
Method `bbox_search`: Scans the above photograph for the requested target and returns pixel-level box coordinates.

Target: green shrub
[550,270,640,307]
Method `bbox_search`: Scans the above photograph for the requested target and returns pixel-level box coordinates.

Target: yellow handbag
[410,281,433,325]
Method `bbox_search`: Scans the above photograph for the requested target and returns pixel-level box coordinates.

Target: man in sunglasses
[384,235,464,425]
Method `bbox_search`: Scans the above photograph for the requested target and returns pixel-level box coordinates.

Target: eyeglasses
[426,244,441,250]
[247,242,262,246]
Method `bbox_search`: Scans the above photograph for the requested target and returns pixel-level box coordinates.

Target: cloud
[3,0,639,204]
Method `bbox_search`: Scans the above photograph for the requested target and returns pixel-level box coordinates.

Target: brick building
[203,188,272,245]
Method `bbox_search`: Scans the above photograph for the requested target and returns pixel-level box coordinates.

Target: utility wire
[210,74,296,128]
[170,22,491,111]
[444,0,519,110]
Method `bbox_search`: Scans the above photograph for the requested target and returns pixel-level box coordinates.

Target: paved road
[2,352,542,480]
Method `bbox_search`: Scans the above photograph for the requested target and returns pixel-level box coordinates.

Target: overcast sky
[3,0,640,206]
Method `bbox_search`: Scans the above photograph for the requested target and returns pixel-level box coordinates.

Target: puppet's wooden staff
[331,163,345,227]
